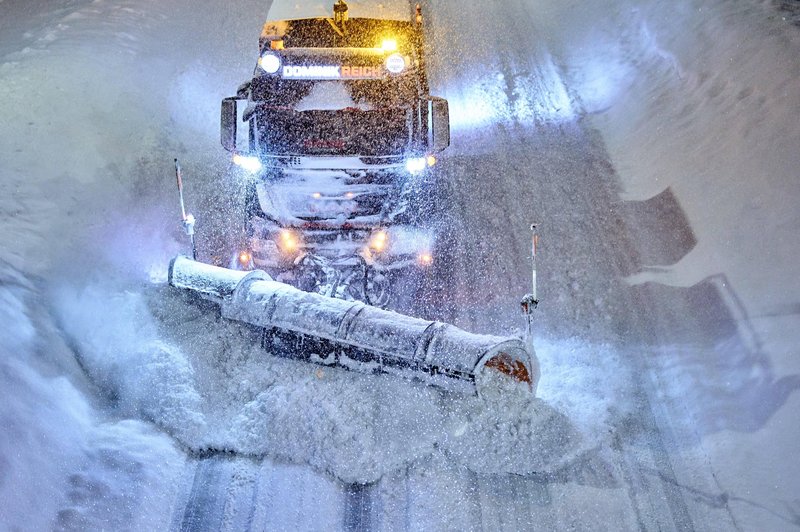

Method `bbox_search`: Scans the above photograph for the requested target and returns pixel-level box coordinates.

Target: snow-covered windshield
[251,62,418,156]
[254,106,410,156]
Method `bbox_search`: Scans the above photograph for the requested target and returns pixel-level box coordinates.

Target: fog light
[369,229,389,253]
[418,252,433,266]
[278,229,301,254]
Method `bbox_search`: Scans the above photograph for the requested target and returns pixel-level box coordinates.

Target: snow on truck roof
[266,1,412,22]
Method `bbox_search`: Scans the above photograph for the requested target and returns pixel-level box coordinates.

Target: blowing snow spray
[174,159,197,260]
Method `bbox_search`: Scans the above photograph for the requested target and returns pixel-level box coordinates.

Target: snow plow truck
[169,1,540,396]
[221,0,449,307]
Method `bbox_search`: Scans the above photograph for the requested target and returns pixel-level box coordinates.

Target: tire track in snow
[343,483,374,531]
[176,455,233,532]
[172,454,355,531]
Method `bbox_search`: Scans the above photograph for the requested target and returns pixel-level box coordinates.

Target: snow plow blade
[169,256,539,395]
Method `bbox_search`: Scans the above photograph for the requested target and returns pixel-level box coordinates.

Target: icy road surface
[1,0,799,530]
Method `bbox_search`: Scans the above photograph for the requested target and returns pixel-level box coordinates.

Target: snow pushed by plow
[54,278,591,484]
[0,264,185,531]
[53,285,208,444]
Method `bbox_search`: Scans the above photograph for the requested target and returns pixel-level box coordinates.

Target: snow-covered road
[1,0,799,530]
[420,1,800,528]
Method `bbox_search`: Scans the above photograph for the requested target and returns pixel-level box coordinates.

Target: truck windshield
[252,71,418,157]
[254,106,410,157]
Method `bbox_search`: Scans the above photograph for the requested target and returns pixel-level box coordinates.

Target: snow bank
[52,420,183,532]
[0,267,90,529]
[536,0,800,319]
[535,337,635,440]
[0,0,270,281]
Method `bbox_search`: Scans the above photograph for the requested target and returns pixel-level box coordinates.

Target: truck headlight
[385,53,405,73]
[406,155,437,174]
[259,52,281,74]
[406,157,427,174]
[233,154,262,173]
[237,250,254,270]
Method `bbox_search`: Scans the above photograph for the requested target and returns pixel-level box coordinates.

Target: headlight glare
[406,157,427,174]
[277,229,302,254]
[233,154,262,173]
[369,229,389,253]
[259,52,282,74]
[385,53,405,74]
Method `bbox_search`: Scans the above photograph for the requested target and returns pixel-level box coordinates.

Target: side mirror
[426,96,450,153]
[220,97,243,152]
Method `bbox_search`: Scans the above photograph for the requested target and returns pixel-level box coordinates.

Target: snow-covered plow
[169,256,539,395]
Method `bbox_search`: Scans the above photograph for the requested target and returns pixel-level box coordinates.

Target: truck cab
[220,1,449,305]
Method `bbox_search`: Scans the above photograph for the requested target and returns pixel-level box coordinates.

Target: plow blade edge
[169,256,539,395]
